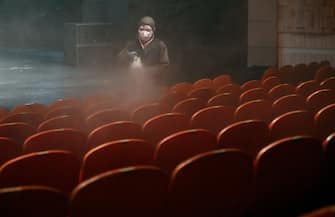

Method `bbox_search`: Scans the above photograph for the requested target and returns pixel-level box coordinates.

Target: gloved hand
[127,51,138,61]
[130,55,143,70]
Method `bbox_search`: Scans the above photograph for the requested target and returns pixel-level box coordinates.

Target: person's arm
[146,41,170,75]
[117,42,132,66]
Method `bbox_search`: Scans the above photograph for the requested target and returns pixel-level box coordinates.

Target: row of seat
[0,97,334,168]
[0,73,334,173]
[0,134,334,217]
[262,61,334,84]
[0,81,333,145]
[0,81,332,136]
[165,75,334,112]
[1,111,335,191]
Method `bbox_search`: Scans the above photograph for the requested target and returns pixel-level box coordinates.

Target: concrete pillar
[248,0,278,67]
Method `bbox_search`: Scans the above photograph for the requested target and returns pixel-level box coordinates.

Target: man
[118,16,170,86]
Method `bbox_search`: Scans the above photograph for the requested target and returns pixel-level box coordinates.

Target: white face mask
[138,25,153,43]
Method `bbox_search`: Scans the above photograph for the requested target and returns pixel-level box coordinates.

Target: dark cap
[138,16,156,32]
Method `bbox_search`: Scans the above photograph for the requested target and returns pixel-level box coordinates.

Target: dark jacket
[118,38,169,84]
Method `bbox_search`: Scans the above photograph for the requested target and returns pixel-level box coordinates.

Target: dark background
[0,0,81,49]
[0,0,248,82]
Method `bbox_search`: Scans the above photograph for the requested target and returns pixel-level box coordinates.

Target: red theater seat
[299,205,335,217]
[191,106,235,134]
[320,77,335,90]
[70,166,168,217]
[87,121,143,149]
[172,98,206,118]
[292,63,307,84]
[216,83,241,95]
[324,133,335,166]
[0,150,80,193]
[217,120,269,156]
[269,110,314,141]
[235,99,273,123]
[295,80,320,98]
[83,100,115,117]
[0,137,20,166]
[262,76,281,91]
[0,186,68,217]
[44,106,83,120]
[306,62,321,80]
[268,83,295,100]
[38,115,86,132]
[132,103,169,125]
[170,149,253,217]
[159,92,187,110]
[81,139,154,180]
[324,133,335,197]
[314,103,335,140]
[253,136,324,216]
[212,74,231,89]
[193,78,213,89]
[24,129,87,158]
[143,113,189,145]
[306,89,335,113]
[240,80,262,93]
[0,122,35,145]
[314,66,335,83]
[207,92,239,106]
[272,94,306,116]
[85,109,131,132]
[48,98,81,112]
[278,65,294,83]
[262,67,279,80]
[170,82,193,95]
[0,108,8,119]
[187,87,215,102]
[239,87,268,104]
[154,129,216,173]
[11,103,47,115]
[0,112,44,129]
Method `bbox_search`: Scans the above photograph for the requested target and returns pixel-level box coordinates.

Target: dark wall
[81,0,127,24]
[0,0,81,49]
